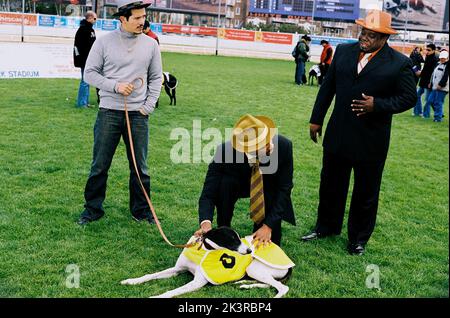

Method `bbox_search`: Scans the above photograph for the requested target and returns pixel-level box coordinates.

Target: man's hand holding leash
[116,82,134,96]
[194,220,212,237]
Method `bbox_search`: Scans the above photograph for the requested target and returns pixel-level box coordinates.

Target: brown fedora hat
[231,114,276,154]
[355,10,398,35]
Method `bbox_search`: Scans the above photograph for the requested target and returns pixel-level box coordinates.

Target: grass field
[0,52,448,298]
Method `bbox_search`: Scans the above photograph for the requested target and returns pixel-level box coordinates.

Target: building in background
[0,0,447,45]
[140,0,248,28]
[247,0,361,37]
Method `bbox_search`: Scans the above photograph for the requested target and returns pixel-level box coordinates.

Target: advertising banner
[0,12,37,25]
[152,0,226,15]
[257,31,293,44]
[0,42,80,79]
[221,29,255,41]
[383,0,449,32]
[249,0,360,22]
[162,24,217,36]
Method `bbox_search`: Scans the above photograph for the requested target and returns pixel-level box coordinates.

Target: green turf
[0,52,448,298]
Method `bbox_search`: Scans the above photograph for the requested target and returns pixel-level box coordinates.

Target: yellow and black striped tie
[250,160,265,224]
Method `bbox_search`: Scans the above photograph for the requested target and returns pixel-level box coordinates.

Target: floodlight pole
[403,0,410,54]
[21,0,25,42]
[215,0,222,56]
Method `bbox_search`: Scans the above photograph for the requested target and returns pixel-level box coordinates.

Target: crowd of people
[411,44,449,122]
[72,1,444,258]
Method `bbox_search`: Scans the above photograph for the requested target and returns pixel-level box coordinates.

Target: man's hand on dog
[194,220,212,237]
[253,224,272,248]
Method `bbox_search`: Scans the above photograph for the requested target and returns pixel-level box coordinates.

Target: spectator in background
[143,20,159,45]
[409,46,424,84]
[424,50,449,122]
[319,40,333,85]
[413,43,438,117]
[73,10,97,108]
[66,0,81,16]
[293,35,311,86]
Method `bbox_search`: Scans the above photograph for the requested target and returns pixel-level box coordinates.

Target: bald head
[85,10,97,24]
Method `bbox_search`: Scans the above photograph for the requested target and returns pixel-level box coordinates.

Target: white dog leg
[121,266,183,286]
[246,261,289,298]
[151,270,209,298]
[239,283,270,289]
[233,279,255,285]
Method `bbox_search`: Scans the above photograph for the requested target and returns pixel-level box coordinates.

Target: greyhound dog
[121,227,295,298]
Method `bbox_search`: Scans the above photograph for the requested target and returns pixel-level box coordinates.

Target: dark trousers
[214,174,282,245]
[315,151,386,245]
[81,108,151,220]
[295,60,306,85]
[319,63,330,85]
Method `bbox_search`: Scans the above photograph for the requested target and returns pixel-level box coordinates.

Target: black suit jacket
[198,135,296,229]
[310,42,417,162]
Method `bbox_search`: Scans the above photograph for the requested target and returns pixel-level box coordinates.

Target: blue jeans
[295,60,305,85]
[413,87,431,116]
[425,90,448,122]
[81,108,151,220]
[77,68,90,107]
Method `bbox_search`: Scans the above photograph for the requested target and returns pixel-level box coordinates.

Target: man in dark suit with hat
[301,10,417,255]
[195,115,296,246]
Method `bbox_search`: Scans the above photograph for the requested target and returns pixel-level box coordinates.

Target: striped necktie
[358,53,371,74]
[250,160,265,224]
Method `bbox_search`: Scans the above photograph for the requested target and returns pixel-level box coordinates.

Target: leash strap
[124,78,194,249]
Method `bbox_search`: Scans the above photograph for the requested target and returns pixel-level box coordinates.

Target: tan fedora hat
[355,10,398,35]
[231,114,276,154]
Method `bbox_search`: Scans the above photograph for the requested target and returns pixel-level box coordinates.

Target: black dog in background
[96,72,178,108]
[308,65,321,86]
[156,72,178,108]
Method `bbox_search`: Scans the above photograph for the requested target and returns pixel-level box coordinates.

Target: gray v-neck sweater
[84,27,162,115]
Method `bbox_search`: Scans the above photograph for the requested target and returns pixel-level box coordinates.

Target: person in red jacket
[143,20,159,45]
[319,40,333,85]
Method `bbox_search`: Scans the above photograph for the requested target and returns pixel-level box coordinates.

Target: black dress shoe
[132,214,156,225]
[302,230,333,241]
[347,243,365,255]
[301,231,320,241]
[77,216,93,226]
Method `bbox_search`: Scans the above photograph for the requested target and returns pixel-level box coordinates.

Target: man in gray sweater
[78,0,162,225]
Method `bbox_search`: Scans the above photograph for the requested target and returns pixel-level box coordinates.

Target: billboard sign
[151,0,226,15]
[383,0,449,32]
[249,0,360,22]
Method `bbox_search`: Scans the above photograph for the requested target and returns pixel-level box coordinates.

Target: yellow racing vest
[181,236,295,285]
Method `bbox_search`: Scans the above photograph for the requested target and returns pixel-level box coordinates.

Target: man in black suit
[301,10,417,255]
[195,115,296,246]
